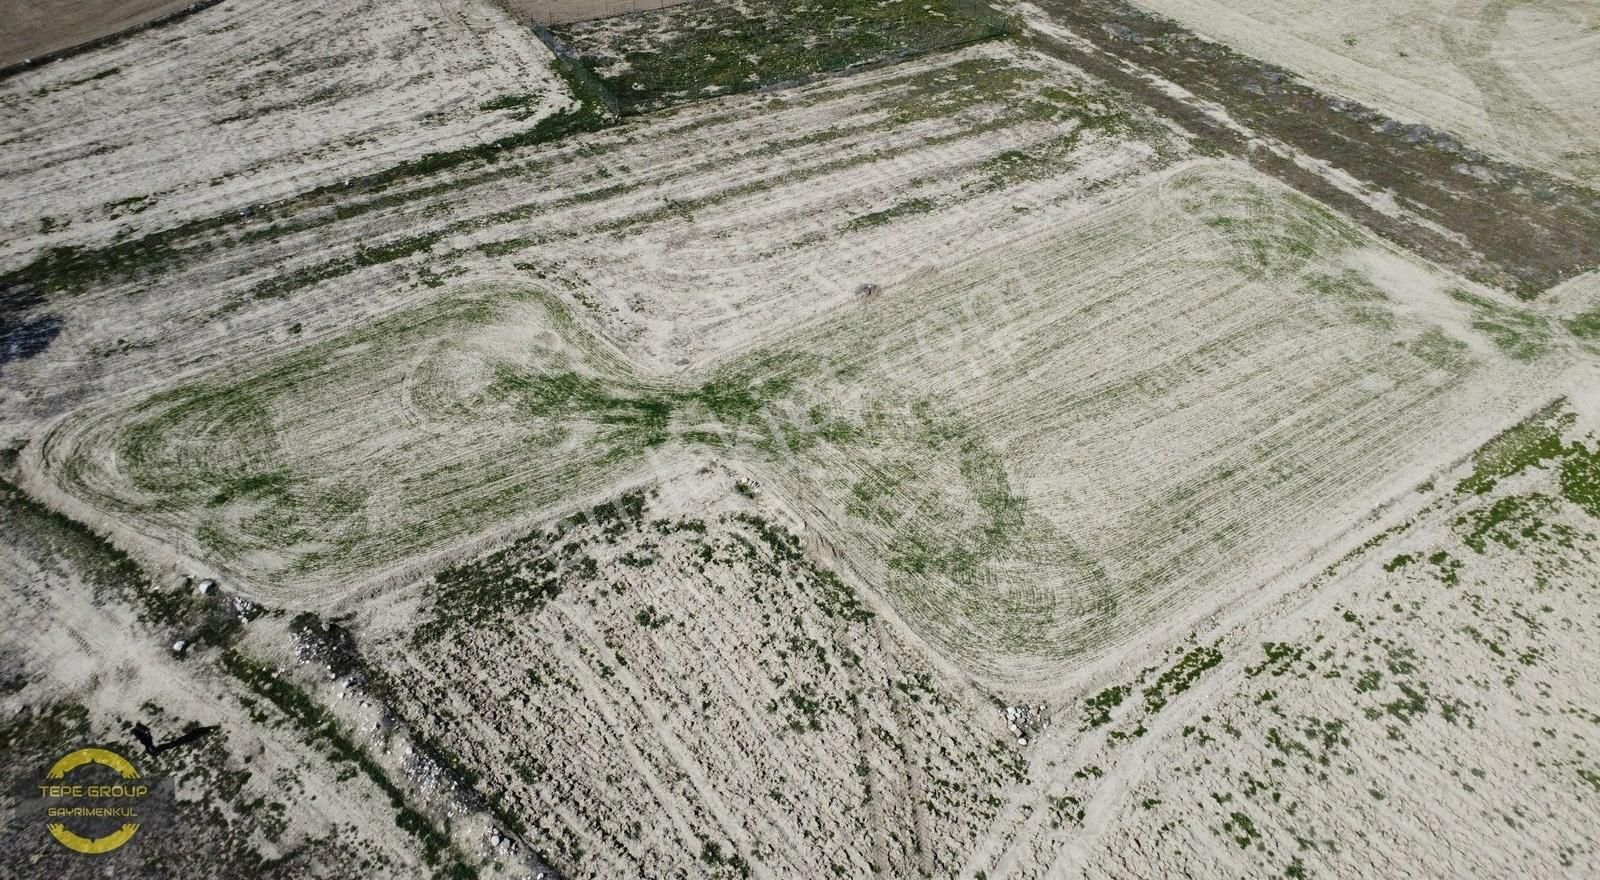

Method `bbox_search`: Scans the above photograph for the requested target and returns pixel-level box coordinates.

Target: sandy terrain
[1127,0,1600,185]
[0,0,201,68]
[0,481,438,875]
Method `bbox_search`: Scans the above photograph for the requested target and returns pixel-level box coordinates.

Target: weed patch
[553,0,1011,114]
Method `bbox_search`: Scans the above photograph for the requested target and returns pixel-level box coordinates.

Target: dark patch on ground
[1,312,63,365]
[0,279,61,365]
[552,0,1010,114]
[1025,0,1600,297]
[131,719,220,755]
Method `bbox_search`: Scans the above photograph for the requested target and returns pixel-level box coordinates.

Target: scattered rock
[1102,22,1147,44]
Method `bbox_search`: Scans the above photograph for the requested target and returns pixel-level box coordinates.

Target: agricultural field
[1127,0,1600,185]
[988,393,1600,878]
[23,158,1581,680]
[0,0,592,264]
[0,42,1180,440]
[2,0,1599,876]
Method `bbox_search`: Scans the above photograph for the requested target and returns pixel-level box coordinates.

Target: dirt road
[496,0,689,26]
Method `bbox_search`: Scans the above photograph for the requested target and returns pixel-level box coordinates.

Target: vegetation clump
[554,0,1012,114]
[1144,644,1224,713]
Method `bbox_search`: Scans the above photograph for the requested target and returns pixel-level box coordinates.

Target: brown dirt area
[496,0,690,26]
[0,0,202,68]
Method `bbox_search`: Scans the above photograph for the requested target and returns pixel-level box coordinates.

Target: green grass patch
[1567,307,1600,341]
[1446,287,1551,362]
[1452,493,1579,554]
[1144,644,1223,713]
[1080,684,1127,730]
[1453,401,1600,518]
[1405,327,1474,374]
[844,197,937,232]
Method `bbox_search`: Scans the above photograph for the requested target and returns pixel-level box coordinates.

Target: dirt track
[0,0,201,67]
[496,0,689,26]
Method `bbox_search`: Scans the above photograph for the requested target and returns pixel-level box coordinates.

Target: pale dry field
[983,387,1600,878]
[0,0,578,264]
[1128,0,1600,184]
[20,153,1582,680]
[4,0,1600,877]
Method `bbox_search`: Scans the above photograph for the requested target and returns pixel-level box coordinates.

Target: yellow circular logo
[40,747,145,854]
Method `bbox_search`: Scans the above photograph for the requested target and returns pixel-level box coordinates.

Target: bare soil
[496,0,690,26]
[0,0,202,68]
